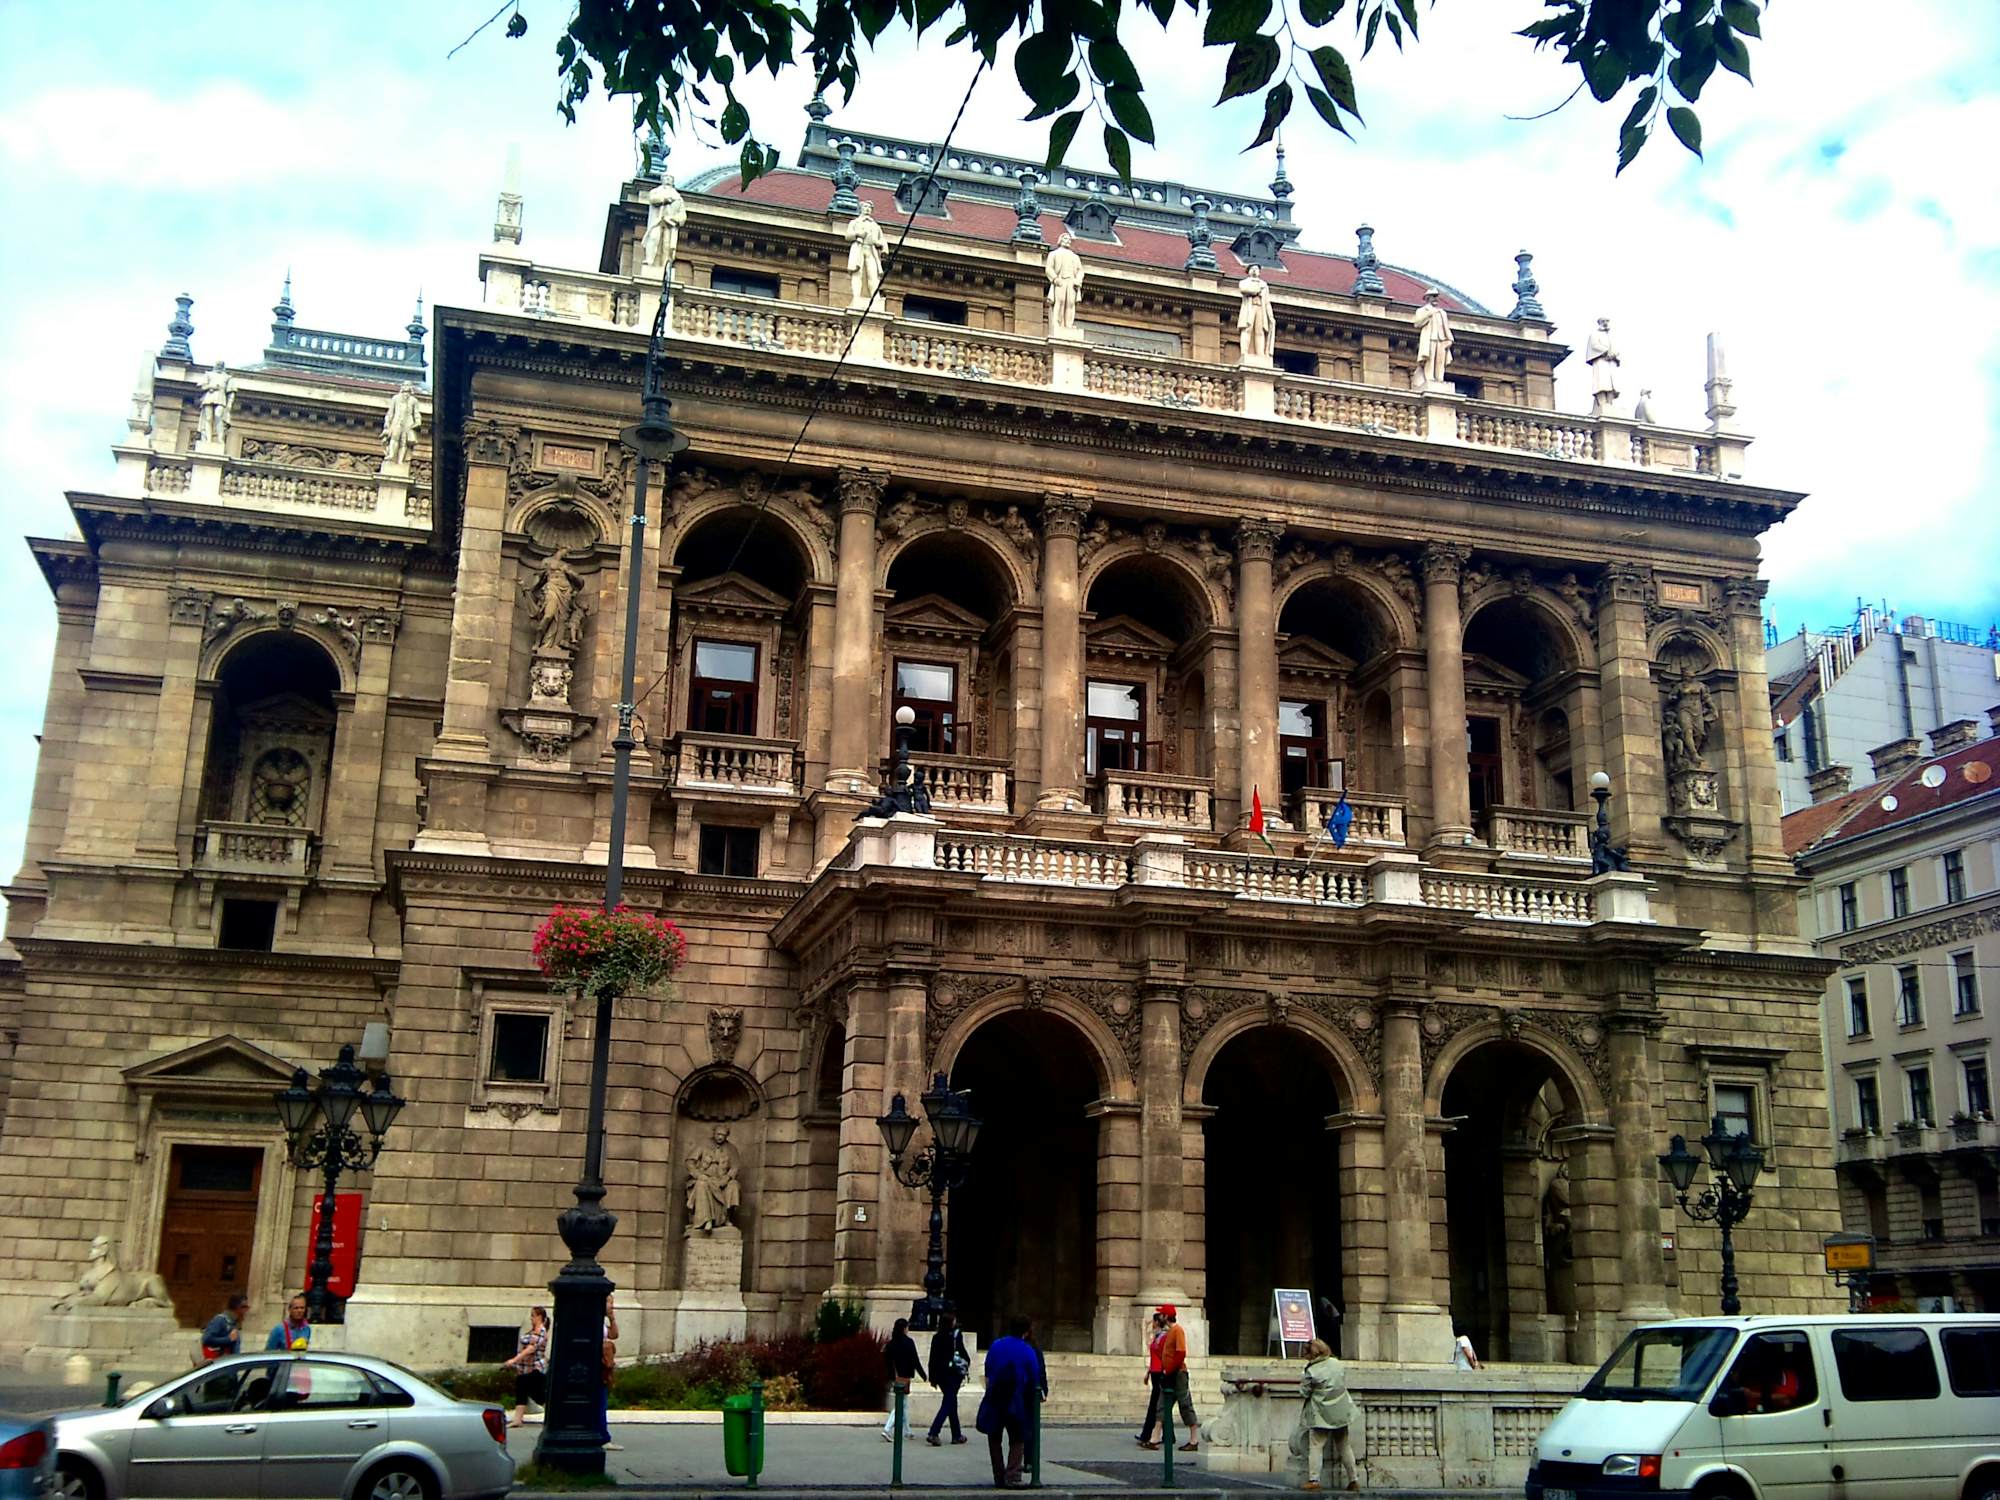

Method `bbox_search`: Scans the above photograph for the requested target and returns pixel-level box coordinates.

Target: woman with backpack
[926,1310,972,1445]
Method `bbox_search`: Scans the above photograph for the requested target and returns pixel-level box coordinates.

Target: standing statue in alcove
[685,1124,742,1234]
[522,551,588,656]
[1662,671,1718,778]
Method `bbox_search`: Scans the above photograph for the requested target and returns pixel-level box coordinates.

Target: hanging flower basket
[532,903,688,1001]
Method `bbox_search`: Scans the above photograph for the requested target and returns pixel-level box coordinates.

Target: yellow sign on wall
[1824,1238,1874,1272]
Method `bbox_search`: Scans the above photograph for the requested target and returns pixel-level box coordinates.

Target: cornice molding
[10,936,399,982]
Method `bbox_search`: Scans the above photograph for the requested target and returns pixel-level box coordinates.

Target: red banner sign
[305,1192,365,1298]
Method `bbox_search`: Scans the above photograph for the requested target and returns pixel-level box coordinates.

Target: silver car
[53,1353,513,1500]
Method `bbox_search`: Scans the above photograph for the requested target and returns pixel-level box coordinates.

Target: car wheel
[54,1458,101,1500]
[1965,1470,2000,1500]
[361,1461,437,1500]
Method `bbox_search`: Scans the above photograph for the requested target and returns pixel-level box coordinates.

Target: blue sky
[1,1,1996,876]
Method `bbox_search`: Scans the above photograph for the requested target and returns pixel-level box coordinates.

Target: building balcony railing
[1296,789,1407,849]
[666,731,803,796]
[479,268,1746,481]
[905,753,1011,815]
[193,821,317,880]
[883,823,1653,925]
[1486,805,1592,864]
[1096,768,1213,832]
[129,451,432,529]
[1836,1118,2000,1168]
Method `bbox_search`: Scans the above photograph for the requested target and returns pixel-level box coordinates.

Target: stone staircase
[1038,1352,1226,1427]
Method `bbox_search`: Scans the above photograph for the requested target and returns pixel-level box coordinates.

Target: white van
[1526,1314,2000,1500]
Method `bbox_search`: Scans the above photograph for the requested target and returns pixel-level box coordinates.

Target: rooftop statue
[382,382,421,468]
[640,175,688,278]
[1587,317,1622,416]
[844,202,888,309]
[1046,232,1086,337]
[1238,269,1275,364]
[1412,290,1453,390]
[196,362,234,447]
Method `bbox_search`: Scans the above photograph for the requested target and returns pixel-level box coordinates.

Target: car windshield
[1582,1326,1737,1401]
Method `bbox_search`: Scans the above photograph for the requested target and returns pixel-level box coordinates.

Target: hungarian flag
[1249,787,1277,854]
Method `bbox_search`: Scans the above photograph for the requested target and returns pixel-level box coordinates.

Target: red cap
[1156,1303,1176,1318]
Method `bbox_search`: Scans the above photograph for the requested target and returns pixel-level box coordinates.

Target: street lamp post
[877,1073,982,1331]
[535,281,687,1476]
[273,1044,404,1324]
[1658,1113,1766,1315]
[1588,770,1630,874]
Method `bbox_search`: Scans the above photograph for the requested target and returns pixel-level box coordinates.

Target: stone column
[323,615,398,882]
[1331,1113,1388,1360]
[830,981,886,1298]
[135,590,212,862]
[1234,519,1286,830]
[1557,1123,1622,1365]
[1608,1018,1670,1324]
[1724,576,1791,879]
[1379,999,1451,1359]
[1137,986,1194,1335]
[434,421,513,761]
[1035,493,1091,812]
[1594,564,1665,858]
[1420,542,1473,847]
[1499,1141,1553,1361]
[875,966,931,1293]
[1089,1099,1143,1352]
[826,469,886,794]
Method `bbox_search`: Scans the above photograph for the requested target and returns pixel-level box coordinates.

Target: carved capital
[834,468,888,517]
[1234,518,1282,563]
[1721,576,1767,617]
[168,588,211,627]
[1418,541,1470,587]
[1597,562,1653,608]
[465,419,518,466]
[1040,491,1093,539]
[361,611,401,644]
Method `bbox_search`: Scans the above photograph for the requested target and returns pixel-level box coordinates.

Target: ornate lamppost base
[533,1200,618,1475]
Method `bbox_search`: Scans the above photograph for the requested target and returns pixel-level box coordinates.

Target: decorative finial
[639,119,670,180]
[1508,250,1545,321]
[1704,331,1736,433]
[408,292,427,346]
[829,137,861,215]
[1184,196,1220,273]
[161,293,195,361]
[1012,169,1045,245]
[1352,225,1385,296]
[273,271,295,326]
[805,91,832,125]
[494,145,524,245]
[128,348,157,438]
[1269,137,1293,201]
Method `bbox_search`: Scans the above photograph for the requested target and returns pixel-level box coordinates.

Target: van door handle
[347,1420,379,1430]
[1822,1408,1832,1427]
[224,1424,258,1435]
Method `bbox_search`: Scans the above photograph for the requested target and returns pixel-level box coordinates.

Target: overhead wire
[628,59,991,718]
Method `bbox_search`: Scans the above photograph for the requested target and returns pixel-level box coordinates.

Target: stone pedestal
[23,1306,188,1378]
[674,1227,748,1350]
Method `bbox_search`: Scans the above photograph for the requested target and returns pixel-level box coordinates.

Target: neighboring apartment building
[1770,607,2000,813]
[2,111,1840,1378]
[1789,711,2000,1308]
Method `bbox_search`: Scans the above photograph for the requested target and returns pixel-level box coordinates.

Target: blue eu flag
[1325,791,1353,850]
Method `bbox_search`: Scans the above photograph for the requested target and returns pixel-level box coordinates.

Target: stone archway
[947,1008,1105,1350]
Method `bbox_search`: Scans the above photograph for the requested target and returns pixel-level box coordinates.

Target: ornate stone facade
[0,132,1837,1375]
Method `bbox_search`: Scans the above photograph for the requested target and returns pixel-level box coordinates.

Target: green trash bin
[722,1385,766,1483]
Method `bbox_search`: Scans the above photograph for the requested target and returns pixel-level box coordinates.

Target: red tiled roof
[699,170,1471,310]
[1784,735,2000,857]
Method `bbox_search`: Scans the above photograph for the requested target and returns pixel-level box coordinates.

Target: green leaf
[739,139,774,187]
[1619,82,1657,138]
[711,53,736,85]
[1362,8,1379,54]
[1304,83,1353,137]
[1203,0,1272,46]
[1666,104,1703,156]
[1014,29,1075,104]
[1105,84,1156,142]
[1392,0,1418,36]
[1247,80,1292,148]
[915,0,953,29]
[1103,122,1133,181]
[1218,33,1281,101]
[1298,0,1343,24]
[1715,31,1752,81]
[1140,0,1175,22]
[1023,69,1082,118]
[1616,121,1648,174]
[854,0,896,40]
[1308,44,1358,117]
[720,97,750,142]
[1087,35,1142,90]
[1385,9,1403,50]
[1720,0,1761,37]
[1582,44,1627,102]
[1045,106,1086,170]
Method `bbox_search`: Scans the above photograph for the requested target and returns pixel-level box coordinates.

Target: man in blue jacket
[976,1318,1043,1488]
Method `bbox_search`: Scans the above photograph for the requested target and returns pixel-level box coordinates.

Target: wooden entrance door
[156,1145,263,1327]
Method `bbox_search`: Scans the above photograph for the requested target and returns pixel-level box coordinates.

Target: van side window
[1941,1328,2000,1396]
[1717,1330,1818,1414]
[1830,1327,1942,1401]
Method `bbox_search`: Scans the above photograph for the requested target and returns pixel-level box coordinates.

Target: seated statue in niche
[685,1124,741,1235]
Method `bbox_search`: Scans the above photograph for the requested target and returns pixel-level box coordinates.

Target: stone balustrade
[667,731,802,795]
[1419,870,1597,925]
[1456,402,1601,462]
[1184,848,1370,906]
[133,449,430,529]
[905,753,1011,814]
[1097,768,1213,831]
[1273,379,1422,436]
[193,821,316,879]
[668,289,845,356]
[1083,349,1244,412]
[1486,805,1592,863]
[220,463,379,513]
[935,831,1134,888]
[885,326,1051,384]
[1297,790,1407,849]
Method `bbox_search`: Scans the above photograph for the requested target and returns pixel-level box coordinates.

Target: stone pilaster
[830,980,886,1294]
[1379,998,1451,1359]
[1724,576,1791,880]
[1234,519,1286,830]
[1035,493,1091,813]
[1608,1016,1671,1325]
[1420,543,1473,848]
[433,421,514,762]
[826,469,886,794]
[323,614,398,882]
[134,590,210,862]
[1594,564,1666,858]
[1556,1122,1622,1365]
[10,585,94,896]
[875,965,932,1291]
[1138,984,1190,1304]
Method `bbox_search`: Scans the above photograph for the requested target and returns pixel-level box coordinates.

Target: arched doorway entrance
[949,1010,1101,1350]
[1201,1026,1345,1355]
[1439,1037,1584,1363]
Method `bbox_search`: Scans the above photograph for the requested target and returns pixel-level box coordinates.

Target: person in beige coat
[1294,1338,1359,1491]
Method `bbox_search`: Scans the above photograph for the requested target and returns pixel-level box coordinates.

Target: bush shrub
[435,1331,886,1412]
[803,1328,888,1412]
[762,1373,806,1411]
[426,1366,516,1403]
[812,1296,865,1344]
